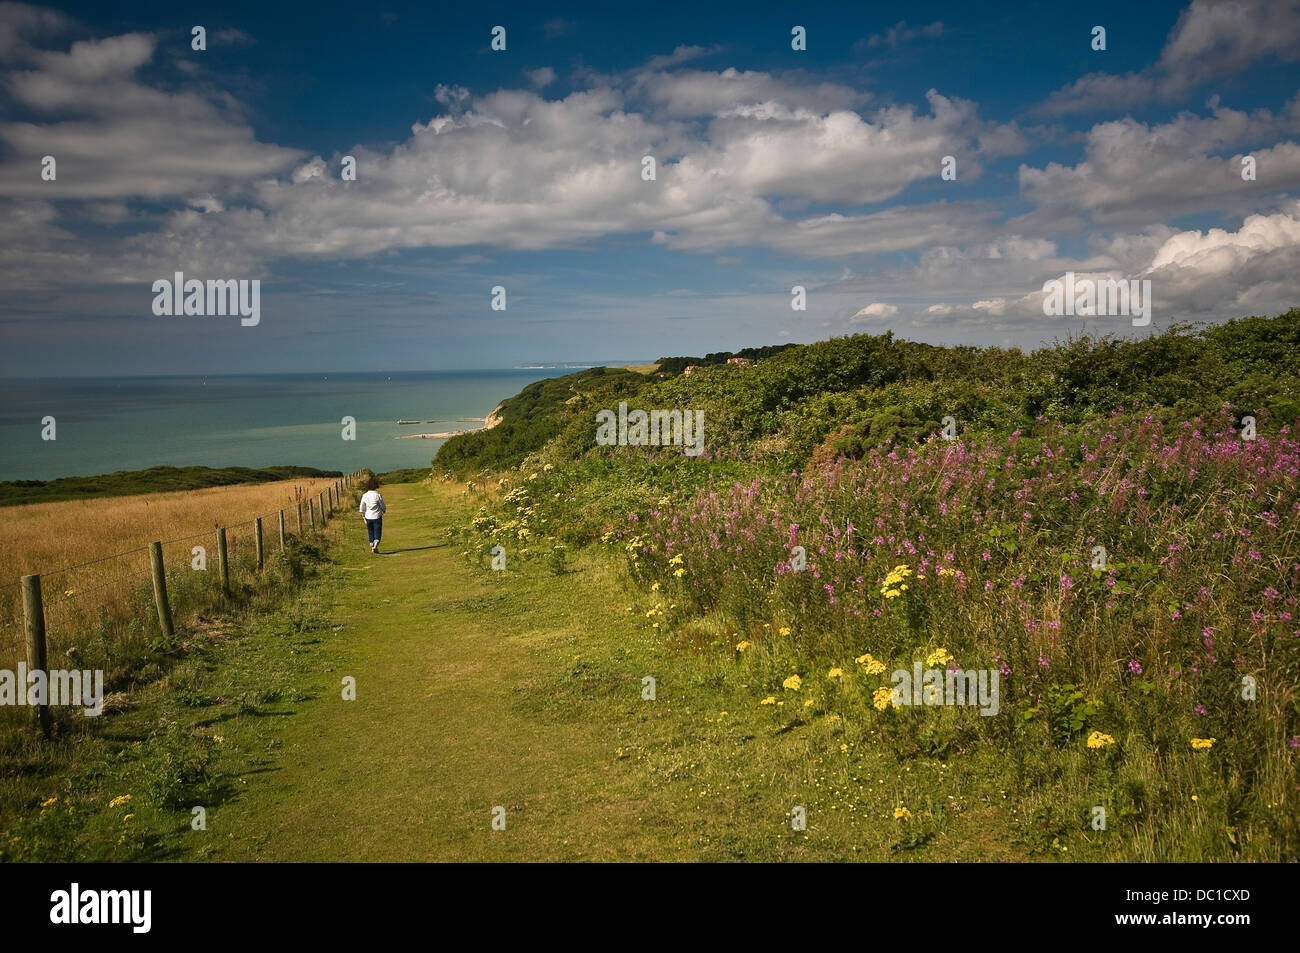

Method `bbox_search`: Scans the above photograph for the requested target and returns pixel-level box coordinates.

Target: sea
[0,370,567,482]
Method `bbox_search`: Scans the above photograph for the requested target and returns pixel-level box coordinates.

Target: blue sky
[1,0,1299,376]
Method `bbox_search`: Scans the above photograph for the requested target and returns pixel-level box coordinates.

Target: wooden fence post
[149,541,174,644]
[217,528,230,596]
[309,499,316,530]
[279,510,286,551]
[296,501,303,535]
[21,574,51,737]
[255,517,265,571]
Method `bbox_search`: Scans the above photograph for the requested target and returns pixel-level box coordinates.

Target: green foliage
[375,467,431,484]
[439,310,1300,481]
[1023,684,1103,747]
[0,465,341,507]
[435,366,645,476]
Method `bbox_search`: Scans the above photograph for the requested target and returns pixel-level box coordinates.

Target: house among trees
[683,365,702,376]
[726,357,752,367]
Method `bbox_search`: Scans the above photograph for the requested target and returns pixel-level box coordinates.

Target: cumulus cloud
[0,5,1294,335]
[901,204,1300,330]
[526,66,556,88]
[1019,100,1300,225]
[851,302,899,321]
[1042,0,1300,114]
[0,29,302,201]
[0,17,1027,286]
[0,1,70,61]
[1146,202,1300,313]
[634,66,867,118]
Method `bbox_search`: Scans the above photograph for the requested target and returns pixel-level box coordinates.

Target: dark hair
[366,476,380,490]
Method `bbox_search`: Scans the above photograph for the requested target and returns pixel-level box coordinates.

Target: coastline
[398,403,504,440]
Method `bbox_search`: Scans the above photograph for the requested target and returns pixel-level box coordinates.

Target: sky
[1,0,1299,376]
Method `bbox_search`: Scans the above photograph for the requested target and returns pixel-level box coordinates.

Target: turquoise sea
[0,370,564,481]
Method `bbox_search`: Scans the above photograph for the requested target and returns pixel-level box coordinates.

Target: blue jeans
[365,517,382,544]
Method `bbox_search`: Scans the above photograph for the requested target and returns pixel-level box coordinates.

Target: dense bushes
[437,309,1300,481]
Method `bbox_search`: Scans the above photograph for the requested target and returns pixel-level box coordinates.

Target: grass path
[213,479,672,860]
[200,480,1028,861]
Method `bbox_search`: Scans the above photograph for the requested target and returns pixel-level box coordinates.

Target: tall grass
[0,477,340,667]
[466,408,1300,858]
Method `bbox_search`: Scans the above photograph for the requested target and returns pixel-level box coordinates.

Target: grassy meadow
[441,312,1300,860]
[3,312,1298,862]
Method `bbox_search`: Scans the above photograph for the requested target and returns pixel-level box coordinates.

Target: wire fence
[0,473,364,684]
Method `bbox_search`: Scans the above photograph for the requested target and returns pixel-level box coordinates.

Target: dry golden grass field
[0,478,341,665]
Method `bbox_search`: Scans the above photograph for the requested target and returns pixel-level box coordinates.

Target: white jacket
[358,489,386,520]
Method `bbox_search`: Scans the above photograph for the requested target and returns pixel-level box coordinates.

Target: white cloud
[526,66,556,88]
[1146,202,1300,313]
[860,21,944,50]
[851,302,899,320]
[1042,0,1300,114]
[1019,101,1300,224]
[0,30,302,201]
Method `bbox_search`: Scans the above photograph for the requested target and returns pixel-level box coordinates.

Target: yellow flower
[212,735,224,744]
[855,652,886,675]
[782,675,802,691]
[1191,737,1217,750]
[122,814,135,821]
[673,568,686,578]
[827,667,844,679]
[657,496,671,505]
[668,554,684,565]
[760,696,777,706]
[651,582,661,592]
[827,714,841,722]
[879,564,913,597]
[735,640,751,652]
[840,743,849,753]
[893,806,912,820]
[1086,731,1115,749]
[543,463,554,471]
[779,626,792,636]
[925,648,954,667]
[804,698,815,708]
[108,795,132,808]
[40,797,58,809]
[872,686,896,711]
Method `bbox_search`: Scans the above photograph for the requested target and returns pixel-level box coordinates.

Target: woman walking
[358,476,387,553]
